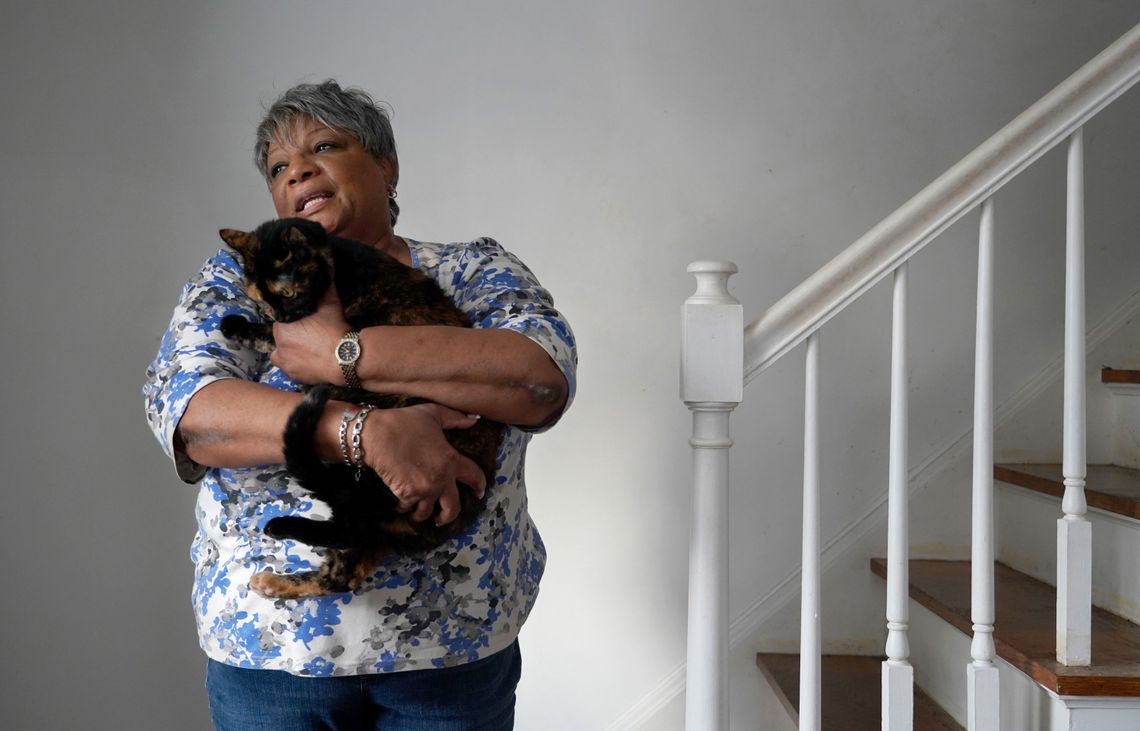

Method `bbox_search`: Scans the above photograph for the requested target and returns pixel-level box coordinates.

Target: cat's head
[219,218,334,322]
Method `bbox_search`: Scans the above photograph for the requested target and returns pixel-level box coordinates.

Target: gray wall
[2,2,1138,729]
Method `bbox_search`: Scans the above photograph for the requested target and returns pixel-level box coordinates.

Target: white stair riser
[996,483,1140,623]
[1106,386,1140,468]
[907,598,1140,730]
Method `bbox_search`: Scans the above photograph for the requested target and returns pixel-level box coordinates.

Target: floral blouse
[143,237,576,675]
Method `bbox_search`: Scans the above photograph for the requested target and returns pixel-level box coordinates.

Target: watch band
[336,331,363,389]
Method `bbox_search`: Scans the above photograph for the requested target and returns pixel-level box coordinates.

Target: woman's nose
[287,156,318,185]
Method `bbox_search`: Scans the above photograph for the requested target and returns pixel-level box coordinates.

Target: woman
[143,80,576,730]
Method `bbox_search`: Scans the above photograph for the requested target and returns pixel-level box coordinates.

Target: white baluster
[1058,128,1092,666]
[883,264,913,731]
[800,331,822,731]
[682,261,743,731]
[968,198,1000,731]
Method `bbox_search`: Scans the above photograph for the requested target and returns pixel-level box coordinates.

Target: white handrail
[743,21,1140,382]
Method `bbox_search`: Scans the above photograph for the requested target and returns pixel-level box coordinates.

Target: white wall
[2,2,1138,729]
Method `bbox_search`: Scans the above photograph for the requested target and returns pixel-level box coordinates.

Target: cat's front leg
[220,315,275,353]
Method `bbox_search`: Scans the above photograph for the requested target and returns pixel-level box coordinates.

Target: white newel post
[883,264,913,731]
[1058,128,1092,667]
[681,261,743,731]
[968,198,1000,731]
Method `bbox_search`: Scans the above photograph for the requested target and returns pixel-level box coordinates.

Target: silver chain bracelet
[338,405,361,467]
[349,405,376,477]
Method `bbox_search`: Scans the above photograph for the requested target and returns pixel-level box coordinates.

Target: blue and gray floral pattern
[143,237,576,676]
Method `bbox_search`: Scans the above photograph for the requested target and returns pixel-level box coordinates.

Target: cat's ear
[219,228,256,260]
[285,225,307,244]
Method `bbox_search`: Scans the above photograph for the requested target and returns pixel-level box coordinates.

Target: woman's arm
[178,378,485,525]
[358,325,568,425]
[268,296,567,427]
[175,379,335,466]
[144,249,489,525]
[268,240,576,427]
[147,240,573,525]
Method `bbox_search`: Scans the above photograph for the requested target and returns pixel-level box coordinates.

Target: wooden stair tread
[1102,367,1140,384]
[756,653,962,730]
[994,463,1140,520]
[870,558,1140,696]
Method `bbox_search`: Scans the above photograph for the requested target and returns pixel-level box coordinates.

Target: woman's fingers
[453,453,487,501]
[411,499,436,524]
[401,461,479,525]
[434,486,462,526]
[268,285,350,383]
[366,406,486,526]
[421,402,480,430]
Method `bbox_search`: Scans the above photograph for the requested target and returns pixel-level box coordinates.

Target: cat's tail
[282,383,335,487]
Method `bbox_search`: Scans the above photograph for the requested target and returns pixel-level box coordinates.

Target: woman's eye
[315,141,336,153]
[269,163,286,178]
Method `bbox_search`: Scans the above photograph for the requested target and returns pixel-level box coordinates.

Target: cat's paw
[249,571,283,598]
[250,570,302,599]
[250,570,327,599]
[220,316,275,353]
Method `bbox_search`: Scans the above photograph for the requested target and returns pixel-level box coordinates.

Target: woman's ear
[381,155,399,189]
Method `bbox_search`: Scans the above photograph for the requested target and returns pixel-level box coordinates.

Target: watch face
[337,339,360,364]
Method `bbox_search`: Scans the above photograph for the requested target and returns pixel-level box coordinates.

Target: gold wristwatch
[335,331,363,388]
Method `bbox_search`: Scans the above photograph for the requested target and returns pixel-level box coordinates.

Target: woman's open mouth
[296,192,332,214]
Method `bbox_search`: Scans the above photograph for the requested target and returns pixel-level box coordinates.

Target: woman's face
[266,117,396,246]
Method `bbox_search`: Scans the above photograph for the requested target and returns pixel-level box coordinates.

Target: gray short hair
[254,80,400,225]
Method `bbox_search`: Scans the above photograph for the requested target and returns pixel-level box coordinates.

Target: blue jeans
[205,642,521,730]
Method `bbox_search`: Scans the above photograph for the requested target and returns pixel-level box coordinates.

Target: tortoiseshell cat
[218,217,501,600]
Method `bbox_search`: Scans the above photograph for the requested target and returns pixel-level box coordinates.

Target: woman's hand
[361,403,486,526]
[270,286,350,385]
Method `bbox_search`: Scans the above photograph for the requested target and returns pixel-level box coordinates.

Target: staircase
[679,21,1140,731]
[749,370,1140,730]
[755,376,1140,729]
